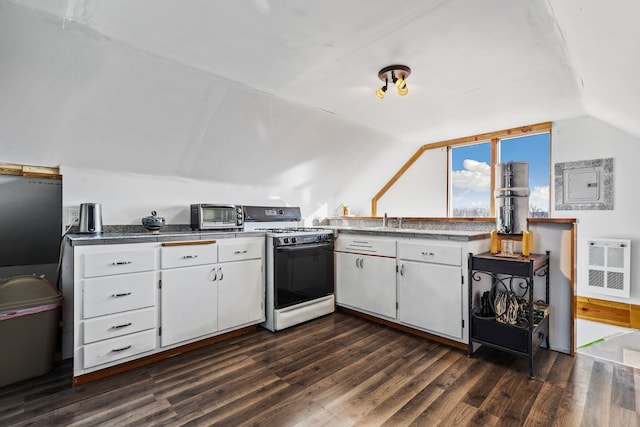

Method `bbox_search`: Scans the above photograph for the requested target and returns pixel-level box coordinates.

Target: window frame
[371,122,551,217]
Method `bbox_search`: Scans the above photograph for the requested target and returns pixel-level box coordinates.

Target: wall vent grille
[585,239,631,298]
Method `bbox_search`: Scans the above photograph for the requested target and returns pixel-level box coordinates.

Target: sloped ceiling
[548,0,640,139]
[3,0,639,191]
[9,0,597,144]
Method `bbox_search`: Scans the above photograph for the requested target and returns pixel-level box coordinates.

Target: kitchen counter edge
[66,231,266,246]
[329,226,490,242]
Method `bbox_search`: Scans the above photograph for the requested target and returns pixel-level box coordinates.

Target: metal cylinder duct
[495,162,529,235]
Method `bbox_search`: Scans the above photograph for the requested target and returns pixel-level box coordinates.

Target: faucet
[398,217,403,229]
[382,212,388,228]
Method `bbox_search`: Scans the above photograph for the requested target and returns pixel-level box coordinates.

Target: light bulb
[375,85,387,99]
[397,85,409,96]
[395,77,407,90]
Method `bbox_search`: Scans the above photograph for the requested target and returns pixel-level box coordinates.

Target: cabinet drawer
[82,271,156,318]
[397,242,461,266]
[218,238,263,262]
[82,248,156,278]
[83,329,156,369]
[335,236,396,257]
[83,307,156,344]
[161,242,217,269]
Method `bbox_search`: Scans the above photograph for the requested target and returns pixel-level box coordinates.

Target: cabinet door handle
[421,251,435,257]
[111,292,132,298]
[111,345,132,353]
[218,266,223,281]
[111,322,132,330]
[112,261,132,265]
[210,269,217,281]
[234,250,248,254]
[399,264,404,276]
[360,257,364,268]
[183,255,198,259]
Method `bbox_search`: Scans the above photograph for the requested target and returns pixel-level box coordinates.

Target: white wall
[0,3,402,224]
[552,116,640,304]
[552,116,640,342]
[377,147,448,217]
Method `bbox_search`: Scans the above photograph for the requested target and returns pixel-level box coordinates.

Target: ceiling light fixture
[375,65,411,99]
[375,79,388,99]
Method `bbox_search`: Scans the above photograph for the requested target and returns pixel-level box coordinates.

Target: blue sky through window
[451,133,550,216]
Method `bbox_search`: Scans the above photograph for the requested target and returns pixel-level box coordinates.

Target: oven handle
[275,242,334,252]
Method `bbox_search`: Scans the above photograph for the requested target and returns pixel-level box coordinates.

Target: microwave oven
[190,204,244,230]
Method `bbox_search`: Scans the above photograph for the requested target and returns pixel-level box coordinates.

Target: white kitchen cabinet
[160,263,219,346]
[160,241,218,347]
[397,241,463,339]
[335,236,397,319]
[397,259,463,339]
[217,258,264,331]
[65,235,265,382]
[72,242,158,377]
[160,237,264,346]
[216,237,265,331]
[335,252,361,308]
[334,233,490,345]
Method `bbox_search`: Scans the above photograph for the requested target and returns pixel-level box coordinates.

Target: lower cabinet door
[160,264,218,347]
[217,259,264,331]
[335,252,361,308]
[336,253,396,318]
[398,261,463,339]
[360,255,397,319]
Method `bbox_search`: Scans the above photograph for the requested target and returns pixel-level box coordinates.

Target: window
[448,130,550,217]
[500,133,550,217]
[370,122,552,218]
[450,142,491,217]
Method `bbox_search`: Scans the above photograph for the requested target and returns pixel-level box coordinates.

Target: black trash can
[0,275,63,386]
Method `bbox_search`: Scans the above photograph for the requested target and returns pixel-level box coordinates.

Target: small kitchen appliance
[190,204,244,230]
[243,205,335,332]
[142,210,165,232]
[78,203,103,234]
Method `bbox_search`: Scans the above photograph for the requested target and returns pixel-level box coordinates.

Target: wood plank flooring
[1,312,639,426]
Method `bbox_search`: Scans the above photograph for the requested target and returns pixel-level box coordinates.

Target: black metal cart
[467,251,550,378]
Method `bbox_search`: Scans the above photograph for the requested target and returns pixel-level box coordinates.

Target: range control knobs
[291,237,297,244]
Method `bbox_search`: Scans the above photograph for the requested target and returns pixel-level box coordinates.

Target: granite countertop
[66,230,266,246]
[325,226,490,241]
[66,225,490,246]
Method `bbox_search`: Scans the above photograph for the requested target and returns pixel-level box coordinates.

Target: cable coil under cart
[467,251,550,378]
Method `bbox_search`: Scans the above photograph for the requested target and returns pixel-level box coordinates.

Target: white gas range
[243,206,335,331]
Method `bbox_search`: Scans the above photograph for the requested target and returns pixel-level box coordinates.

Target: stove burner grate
[255,227,327,234]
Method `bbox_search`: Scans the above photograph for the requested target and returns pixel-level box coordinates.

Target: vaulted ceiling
[9,0,640,144]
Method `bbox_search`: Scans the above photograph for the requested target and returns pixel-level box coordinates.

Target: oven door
[273,241,334,309]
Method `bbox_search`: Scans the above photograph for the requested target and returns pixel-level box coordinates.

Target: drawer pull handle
[111,292,132,298]
[421,252,435,257]
[183,255,199,259]
[111,345,132,353]
[112,261,132,265]
[111,322,132,330]
[234,250,248,254]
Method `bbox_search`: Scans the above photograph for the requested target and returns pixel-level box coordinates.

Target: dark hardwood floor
[1,312,639,426]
